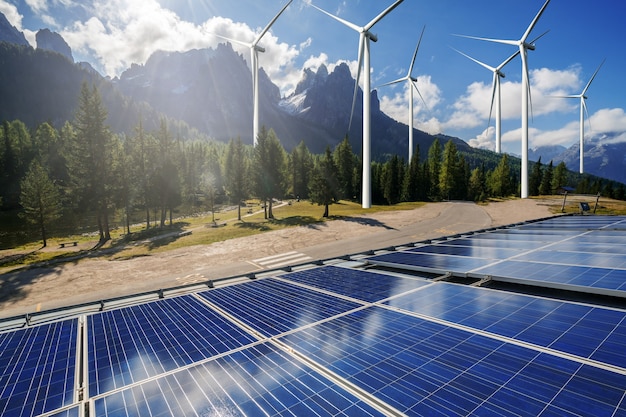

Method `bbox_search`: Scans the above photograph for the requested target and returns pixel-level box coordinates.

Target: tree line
[2,83,624,247]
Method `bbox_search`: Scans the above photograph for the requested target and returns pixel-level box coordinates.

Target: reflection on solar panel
[3,215,626,416]
[279,306,626,416]
[92,342,387,417]
[196,277,363,337]
[0,319,77,417]
[386,282,626,369]
[88,295,256,396]
[280,265,430,302]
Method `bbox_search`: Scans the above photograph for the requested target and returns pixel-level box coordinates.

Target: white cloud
[0,1,23,29]
[468,126,495,151]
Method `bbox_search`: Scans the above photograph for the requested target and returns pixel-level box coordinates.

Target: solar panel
[45,406,81,417]
[366,251,494,274]
[513,249,626,269]
[279,265,431,303]
[92,342,387,417]
[0,319,78,417]
[446,237,540,250]
[408,244,524,259]
[473,260,626,296]
[196,277,363,337]
[88,294,257,397]
[386,282,626,369]
[278,306,626,416]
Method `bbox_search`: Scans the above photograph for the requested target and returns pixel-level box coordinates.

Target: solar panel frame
[366,251,495,275]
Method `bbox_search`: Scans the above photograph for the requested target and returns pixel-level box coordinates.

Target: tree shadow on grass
[337,216,397,231]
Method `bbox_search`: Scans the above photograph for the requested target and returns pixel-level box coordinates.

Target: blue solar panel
[0,319,77,417]
[88,294,257,396]
[196,278,363,337]
[46,406,81,417]
[366,251,494,274]
[446,237,540,250]
[279,306,626,416]
[386,282,626,369]
[514,250,626,269]
[280,265,430,303]
[474,260,626,295]
[93,342,386,417]
[409,244,524,259]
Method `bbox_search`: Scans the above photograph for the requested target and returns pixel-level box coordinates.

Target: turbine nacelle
[365,31,378,42]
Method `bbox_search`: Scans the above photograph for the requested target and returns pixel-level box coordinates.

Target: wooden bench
[60,241,78,248]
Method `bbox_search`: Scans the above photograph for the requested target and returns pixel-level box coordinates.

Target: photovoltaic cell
[279,306,626,416]
[513,250,626,269]
[93,342,386,417]
[279,265,430,303]
[88,294,257,396]
[196,278,363,337]
[446,237,540,250]
[0,319,77,417]
[386,282,626,369]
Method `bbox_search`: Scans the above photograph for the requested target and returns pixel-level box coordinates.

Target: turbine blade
[253,0,293,46]
[375,77,405,89]
[529,29,550,46]
[365,0,404,31]
[452,33,518,47]
[551,95,580,99]
[451,46,495,72]
[582,98,592,133]
[309,2,361,33]
[348,34,365,131]
[582,58,605,95]
[497,49,520,71]
[411,80,430,114]
[408,25,426,77]
[210,32,252,49]
[487,73,498,128]
[521,0,551,42]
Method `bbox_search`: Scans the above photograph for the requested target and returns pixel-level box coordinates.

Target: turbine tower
[554,59,605,174]
[455,0,550,198]
[452,30,546,154]
[212,0,292,146]
[377,26,427,163]
[310,0,404,209]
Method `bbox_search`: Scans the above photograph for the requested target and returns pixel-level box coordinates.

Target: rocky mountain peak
[36,29,73,62]
[0,12,29,46]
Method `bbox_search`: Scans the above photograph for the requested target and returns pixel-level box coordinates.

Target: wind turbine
[452,32,546,154]
[211,0,292,147]
[553,59,605,174]
[377,26,427,163]
[309,0,404,209]
[455,0,550,198]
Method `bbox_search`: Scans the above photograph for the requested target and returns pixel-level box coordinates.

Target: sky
[1,0,625,155]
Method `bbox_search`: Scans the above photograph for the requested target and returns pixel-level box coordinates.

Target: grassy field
[2,196,626,271]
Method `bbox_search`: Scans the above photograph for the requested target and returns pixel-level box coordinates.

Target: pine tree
[383,154,404,205]
[489,153,513,197]
[289,140,313,200]
[529,157,543,196]
[253,127,286,219]
[439,140,460,200]
[552,161,567,192]
[427,138,442,200]
[402,145,422,202]
[309,147,339,217]
[225,137,249,221]
[333,136,356,200]
[19,161,62,247]
[539,161,553,195]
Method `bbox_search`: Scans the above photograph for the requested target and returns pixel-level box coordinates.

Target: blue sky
[1,0,625,155]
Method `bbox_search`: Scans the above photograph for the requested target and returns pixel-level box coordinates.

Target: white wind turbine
[309,0,405,209]
[377,26,427,163]
[211,0,292,147]
[455,0,550,198]
[554,59,605,174]
[452,31,546,154]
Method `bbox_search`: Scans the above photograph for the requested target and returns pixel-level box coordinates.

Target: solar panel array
[2,215,626,416]
[368,215,626,297]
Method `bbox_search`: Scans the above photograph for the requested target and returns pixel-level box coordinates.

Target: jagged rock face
[0,13,29,46]
[36,29,73,62]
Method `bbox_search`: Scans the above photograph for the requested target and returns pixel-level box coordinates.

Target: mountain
[552,135,626,184]
[0,13,28,46]
[528,145,567,164]
[36,29,73,62]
